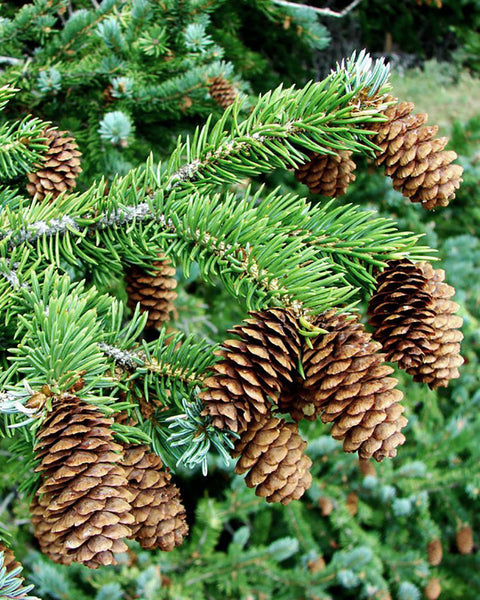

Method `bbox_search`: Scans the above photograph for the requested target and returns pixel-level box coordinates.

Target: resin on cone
[208,76,237,109]
[371,97,463,209]
[294,150,356,197]
[126,254,177,329]
[26,128,82,201]
[32,394,134,568]
[286,310,407,461]
[232,414,312,504]
[200,308,300,433]
[122,444,188,551]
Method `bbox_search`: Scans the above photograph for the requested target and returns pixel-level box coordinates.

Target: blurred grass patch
[391,60,480,135]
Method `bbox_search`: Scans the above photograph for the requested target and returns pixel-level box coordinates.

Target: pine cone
[427,538,443,566]
[358,458,376,476]
[368,259,437,370]
[122,444,188,551]
[456,525,474,554]
[232,414,312,504]
[32,394,134,568]
[200,308,300,433]
[126,254,177,329]
[406,262,463,389]
[294,150,356,197]
[208,76,237,109]
[0,543,21,573]
[425,578,442,600]
[288,310,407,461]
[371,97,463,209]
[26,128,82,201]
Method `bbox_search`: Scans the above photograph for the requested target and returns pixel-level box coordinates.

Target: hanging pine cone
[232,414,312,504]
[122,444,188,551]
[26,128,82,201]
[425,578,442,600]
[358,458,376,476]
[294,150,356,197]
[371,97,463,209]
[406,262,463,389]
[456,525,474,554]
[200,308,300,433]
[32,394,134,569]
[208,76,237,109]
[368,259,437,371]
[285,310,407,462]
[427,538,443,566]
[0,543,21,573]
[125,254,177,329]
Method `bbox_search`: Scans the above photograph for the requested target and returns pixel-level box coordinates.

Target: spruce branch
[0,550,40,600]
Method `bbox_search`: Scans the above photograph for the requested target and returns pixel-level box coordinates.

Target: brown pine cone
[290,310,407,461]
[26,128,82,201]
[232,414,312,504]
[425,578,442,600]
[358,458,376,476]
[208,76,237,109]
[122,444,188,551]
[294,150,356,197]
[456,525,474,555]
[32,393,134,569]
[0,543,21,573]
[200,308,300,433]
[406,262,463,389]
[126,254,177,329]
[427,538,443,566]
[371,97,463,209]
[368,259,437,370]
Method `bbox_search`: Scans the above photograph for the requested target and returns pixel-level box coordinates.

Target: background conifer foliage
[0,1,479,598]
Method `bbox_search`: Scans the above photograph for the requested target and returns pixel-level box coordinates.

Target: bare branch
[272,0,363,18]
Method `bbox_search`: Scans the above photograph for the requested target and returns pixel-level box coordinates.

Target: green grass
[391,60,480,135]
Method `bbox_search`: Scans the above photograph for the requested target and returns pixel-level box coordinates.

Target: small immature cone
[0,543,21,573]
[32,394,134,568]
[406,262,463,389]
[358,458,376,476]
[368,259,437,371]
[371,96,463,209]
[425,578,442,600]
[126,254,177,329]
[427,538,443,566]
[318,496,334,516]
[122,444,188,551]
[200,308,300,433]
[27,128,82,201]
[232,414,312,505]
[294,150,356,197]
[208,76,237,109]
[456,525,474,555]
[346,492,358,516]
[285,310,407,461]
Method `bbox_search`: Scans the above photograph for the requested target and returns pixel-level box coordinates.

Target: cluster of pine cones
[21,91,464,567]
[295,96,463,210]
[200,257,463,504]
[30,394,188,569]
